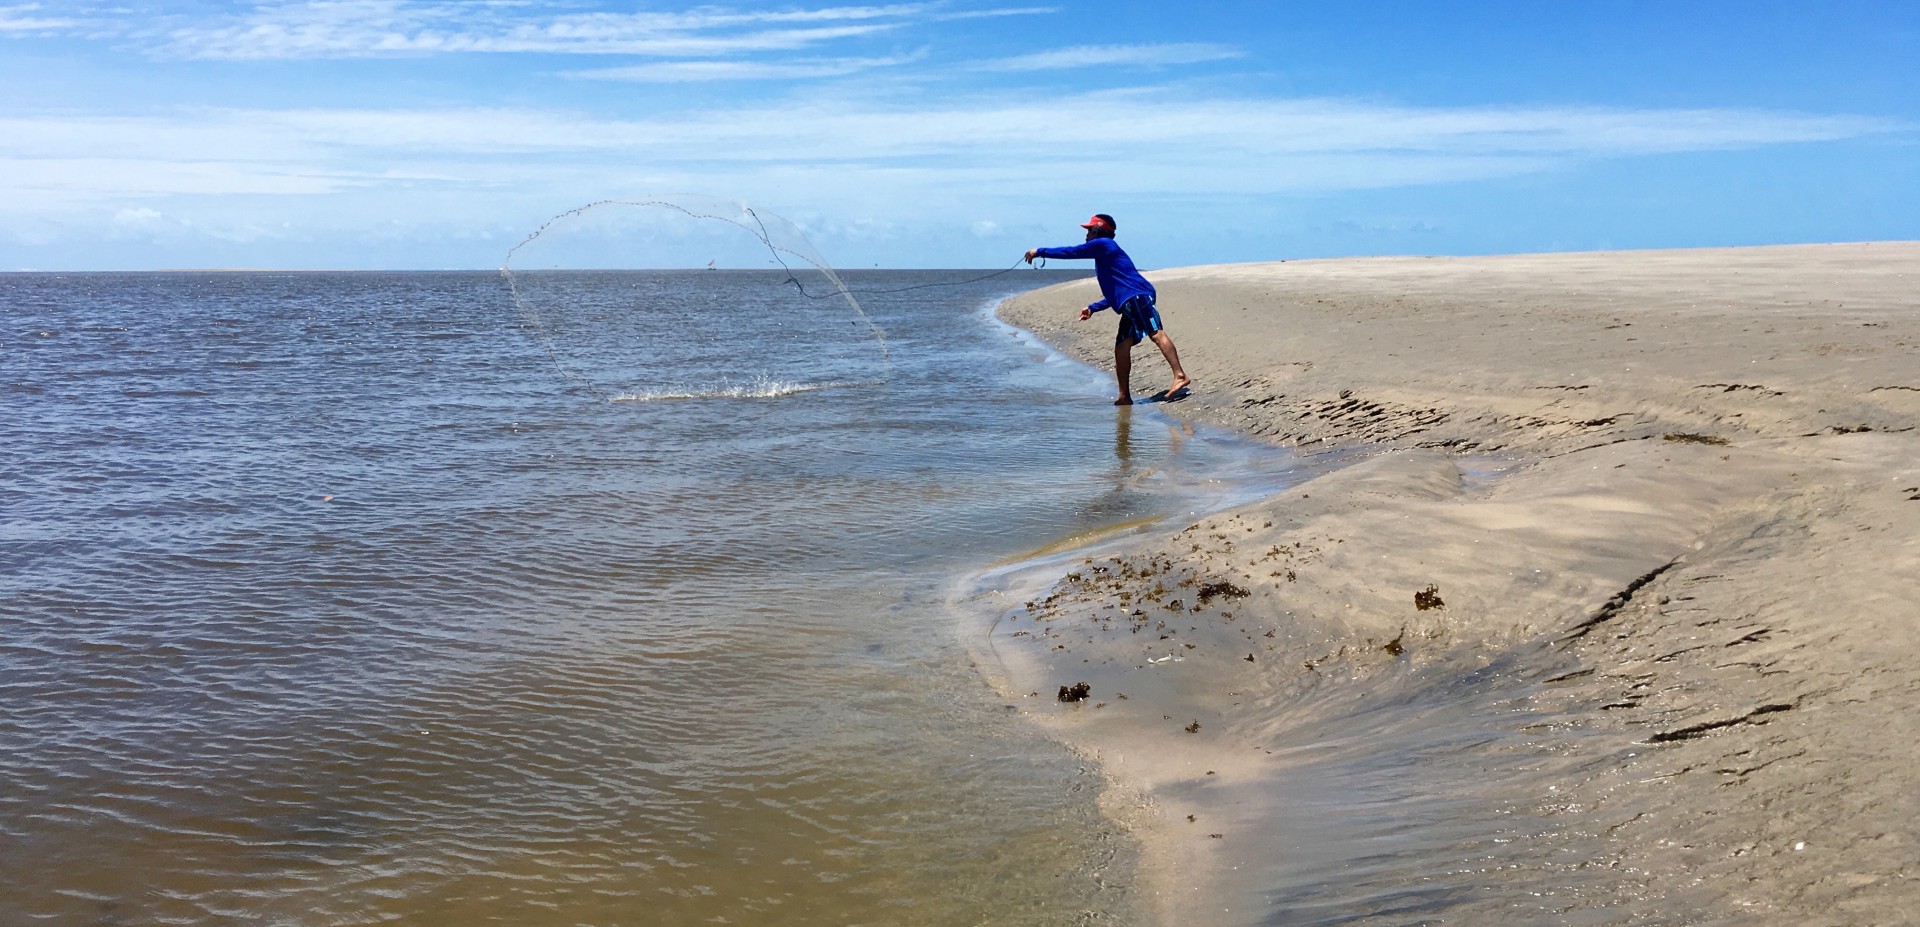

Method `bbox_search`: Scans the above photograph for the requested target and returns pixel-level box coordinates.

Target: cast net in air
[500,196,888,402]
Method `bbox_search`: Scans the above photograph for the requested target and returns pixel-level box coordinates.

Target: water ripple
[0,270,1272,926]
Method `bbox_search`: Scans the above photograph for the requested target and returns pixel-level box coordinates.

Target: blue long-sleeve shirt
[1032,238,1155,313]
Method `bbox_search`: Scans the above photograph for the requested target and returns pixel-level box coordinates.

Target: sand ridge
[988,242,1920,925]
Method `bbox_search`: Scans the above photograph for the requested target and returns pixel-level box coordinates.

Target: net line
[780,255,1045,300]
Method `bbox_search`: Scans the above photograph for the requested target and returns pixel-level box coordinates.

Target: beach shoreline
[984,242,1920,925]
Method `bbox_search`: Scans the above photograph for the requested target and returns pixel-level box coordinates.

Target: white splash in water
[610,377,865,403]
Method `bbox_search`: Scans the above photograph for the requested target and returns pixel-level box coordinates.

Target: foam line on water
[609,379,868,403]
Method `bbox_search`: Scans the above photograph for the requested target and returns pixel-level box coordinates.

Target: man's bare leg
[1148,330,1191,397]
[1113,338,1135,405]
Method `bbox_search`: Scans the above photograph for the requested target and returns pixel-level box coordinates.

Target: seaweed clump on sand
[1057,682,1091,702]
[1195,580,1250,605]
[1663,432,1731,445]
[1414,584,1445,610]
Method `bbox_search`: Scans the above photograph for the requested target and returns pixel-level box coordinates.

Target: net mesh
[500,196,888,401]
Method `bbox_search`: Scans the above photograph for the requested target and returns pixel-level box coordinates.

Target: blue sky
[3,1,1915,270]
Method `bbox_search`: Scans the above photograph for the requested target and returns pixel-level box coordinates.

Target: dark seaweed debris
[1663,432,1730,445]
[1057,682,1091,702]
[1195,580,1250,605]
[1414,584,1445,611]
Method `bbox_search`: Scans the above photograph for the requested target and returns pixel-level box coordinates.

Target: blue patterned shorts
[1114,295,1163,346]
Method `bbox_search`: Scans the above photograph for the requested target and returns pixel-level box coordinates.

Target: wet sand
[987,243,1920,924]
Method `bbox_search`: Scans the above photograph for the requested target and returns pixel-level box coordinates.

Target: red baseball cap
[1079,214,1115,232]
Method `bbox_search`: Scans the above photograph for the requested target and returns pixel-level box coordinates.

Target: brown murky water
[1,270,1308,925]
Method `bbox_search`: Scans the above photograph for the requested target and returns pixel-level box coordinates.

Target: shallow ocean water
[0,269,1308,925]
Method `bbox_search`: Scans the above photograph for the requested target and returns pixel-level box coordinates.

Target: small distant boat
[706,259,717,270]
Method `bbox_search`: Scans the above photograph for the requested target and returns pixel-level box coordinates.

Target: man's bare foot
[1113,396,1133,406]
[1164,375,1192,396]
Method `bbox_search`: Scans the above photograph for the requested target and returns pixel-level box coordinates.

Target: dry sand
[982,243,1920,925]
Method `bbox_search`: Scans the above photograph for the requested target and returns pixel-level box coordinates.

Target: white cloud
[0,92,1900,261]
[105,206,194,242]
[973,42,1243,72]
[150,1,1046,60]
[3,155,371,198]
[931,6,1056,21]
[112,206,164,224]
[2,95,1894,194]
[563,51,925,82]
[0,3,85,32]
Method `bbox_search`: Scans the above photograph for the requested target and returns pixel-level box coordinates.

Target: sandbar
[986,243,1920,925]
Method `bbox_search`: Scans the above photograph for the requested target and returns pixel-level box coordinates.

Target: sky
[3,0,1916,270]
